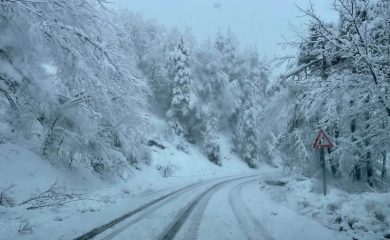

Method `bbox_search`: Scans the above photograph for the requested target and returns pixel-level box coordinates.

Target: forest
[0,0,389,188]
[1,1,390,239]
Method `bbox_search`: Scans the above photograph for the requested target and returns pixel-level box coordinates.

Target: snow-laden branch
[280,59,322,81]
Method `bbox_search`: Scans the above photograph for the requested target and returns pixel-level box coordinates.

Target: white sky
[111,0,338,58]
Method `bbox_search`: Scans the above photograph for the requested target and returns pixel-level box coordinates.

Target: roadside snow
[259,176,390,240]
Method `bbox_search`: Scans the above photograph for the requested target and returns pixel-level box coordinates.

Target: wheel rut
[73,175,255,240]
[229,178,274,240]
[158,175,256,240]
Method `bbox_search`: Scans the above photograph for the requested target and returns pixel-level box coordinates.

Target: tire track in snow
[73,182,200,240]
[229,179,274,240]
[158,175,256,240]
[180,183,227,240]
[72,175,254,240]
[181,176,261,240]
[99,181,205,240]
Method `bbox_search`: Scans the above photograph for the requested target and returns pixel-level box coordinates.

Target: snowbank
[260,176,390,240]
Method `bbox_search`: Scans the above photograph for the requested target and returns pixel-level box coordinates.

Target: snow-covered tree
[234,64,261,168]
[167,38,193,135]
[0,0,152,179]
[234,98,258,168]
[277,0,390,187]
[203,108,221,165]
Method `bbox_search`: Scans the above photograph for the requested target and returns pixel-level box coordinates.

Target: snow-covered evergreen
[167,38,193,136]
[203,108,221,165]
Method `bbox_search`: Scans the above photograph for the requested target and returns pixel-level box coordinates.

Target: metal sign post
[320,148,326,195]
[312,129,335,196]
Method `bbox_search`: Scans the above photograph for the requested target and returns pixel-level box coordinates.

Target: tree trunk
[327,124,339,177]
[382,152,387,182]
[353,163,362,181]
[366,151,374,187]
[328,148,339,177]
[364,96,373,187]
[350,112,360,181]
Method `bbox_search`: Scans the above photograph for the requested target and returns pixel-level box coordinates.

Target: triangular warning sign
[312,129,335,148]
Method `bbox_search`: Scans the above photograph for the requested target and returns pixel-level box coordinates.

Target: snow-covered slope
[147,116,253,178]
[0,119,260,239]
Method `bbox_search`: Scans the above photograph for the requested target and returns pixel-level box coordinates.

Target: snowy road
[73,174,350,240]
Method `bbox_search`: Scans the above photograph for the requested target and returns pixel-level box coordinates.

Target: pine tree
[234,72,259,168]
[203,109,221,165]
[168,38,192,134]
[215,30,241,82]
[235,99,258,168]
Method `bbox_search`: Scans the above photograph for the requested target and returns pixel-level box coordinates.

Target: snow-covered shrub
[156,164,177,177]
[18,219,33,235]
[176,141,190,154]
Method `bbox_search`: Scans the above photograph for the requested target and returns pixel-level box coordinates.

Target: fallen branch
[18,181,85,209]
[26,197,113,210]
[0,184,16,207]
[26,199,84,210]
[0,87,18,111]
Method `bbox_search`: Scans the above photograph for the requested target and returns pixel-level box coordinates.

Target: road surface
[73,174,350,240]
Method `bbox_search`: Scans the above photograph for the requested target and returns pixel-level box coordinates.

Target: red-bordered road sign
[312,129,335,148]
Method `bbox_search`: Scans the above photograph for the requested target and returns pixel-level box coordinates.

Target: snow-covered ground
[0,131,258,239]
[259,176,390,240]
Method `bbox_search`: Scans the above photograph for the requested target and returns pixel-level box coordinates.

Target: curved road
[72,174,351,240]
